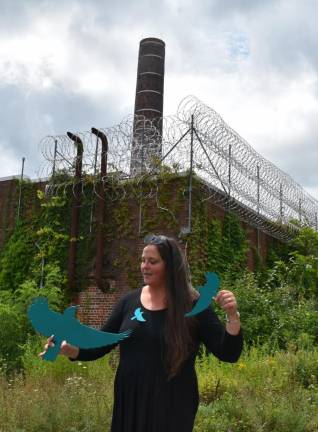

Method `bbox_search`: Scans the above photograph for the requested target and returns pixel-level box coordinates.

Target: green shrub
[0,303,24,372]
[291,349,318,388]
[218,271,318,350]
[194,348,318,432]
[0,223,35,292]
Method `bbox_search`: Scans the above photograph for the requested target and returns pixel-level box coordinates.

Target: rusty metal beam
[91,127,108,290]
[66,132,83,294]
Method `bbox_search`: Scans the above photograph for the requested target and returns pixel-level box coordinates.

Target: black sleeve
[73,295,126,362]
[197,305,243,363]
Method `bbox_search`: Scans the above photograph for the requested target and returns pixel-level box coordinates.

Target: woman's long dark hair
[144,235,198,378]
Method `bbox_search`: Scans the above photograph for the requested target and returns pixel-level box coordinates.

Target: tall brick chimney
[130,37,165,175]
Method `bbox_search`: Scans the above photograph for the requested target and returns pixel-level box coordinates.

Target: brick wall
[71,194,273,328]
[0,176,276,328]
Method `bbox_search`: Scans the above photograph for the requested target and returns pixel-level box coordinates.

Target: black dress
[75,289,243,432]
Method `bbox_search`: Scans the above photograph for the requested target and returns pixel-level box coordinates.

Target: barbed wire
[176,96,318,234]
[39,96,318,241]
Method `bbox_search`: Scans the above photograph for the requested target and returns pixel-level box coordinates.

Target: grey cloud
[0,0,75,34]
[0,82,125,178]
[268,117,318,192]
[205,0,277,17]
[167,0,318,79]
[237,1,318,78]
[0,0,317,197]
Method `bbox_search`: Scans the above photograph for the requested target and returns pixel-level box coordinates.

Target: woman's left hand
[214,290,238,319]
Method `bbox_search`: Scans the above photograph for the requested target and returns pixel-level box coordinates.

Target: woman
[41,234,243,431]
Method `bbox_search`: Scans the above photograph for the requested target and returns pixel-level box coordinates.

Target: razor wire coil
[39,96,318,241]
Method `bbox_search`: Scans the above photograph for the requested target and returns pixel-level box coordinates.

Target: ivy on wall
[186,179,249,287]
[0,222,35,292]
[219,212,249,275]
[0,173,254,297]
[0,180,18,250]
[0,172,274,373]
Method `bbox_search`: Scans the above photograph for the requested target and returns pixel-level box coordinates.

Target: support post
[228,143,232,197]
[16,157,25,223]
[138,127,145,234]
[52,139,58,180]
[279,183,283,221]
[188,115,194,233]
[256,165,260,214]
[256,165,260,252]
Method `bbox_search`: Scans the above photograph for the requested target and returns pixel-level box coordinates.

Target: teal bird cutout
[28,297,132,362]
[185,272,220,317]
[131,307,146,322]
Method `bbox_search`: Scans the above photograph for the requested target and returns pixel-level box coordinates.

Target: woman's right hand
[39,335,80,360]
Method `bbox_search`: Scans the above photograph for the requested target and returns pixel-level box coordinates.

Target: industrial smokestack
[130,37,165,175]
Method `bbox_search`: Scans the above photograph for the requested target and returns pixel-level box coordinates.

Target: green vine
[0,171,277,296]
[0,180,18,250]
[187,177,249,287]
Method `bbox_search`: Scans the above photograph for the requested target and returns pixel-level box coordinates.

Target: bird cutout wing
[28,297,65,337]
[185,272,220,317]
[28,297,132,359]
[63,321,132,349]
[131,307,146,322]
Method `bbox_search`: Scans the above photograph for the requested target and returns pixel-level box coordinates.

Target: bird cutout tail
[42,337,62,362]
[185,272,220,317]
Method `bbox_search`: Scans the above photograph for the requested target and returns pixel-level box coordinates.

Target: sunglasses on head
[144,234,168,245]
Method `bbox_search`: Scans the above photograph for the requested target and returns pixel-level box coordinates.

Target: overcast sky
[1,0,318,198]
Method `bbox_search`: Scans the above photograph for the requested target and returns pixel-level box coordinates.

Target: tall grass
[0,355,115,431]
[1,342,318,431]
[195,346,318,431]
